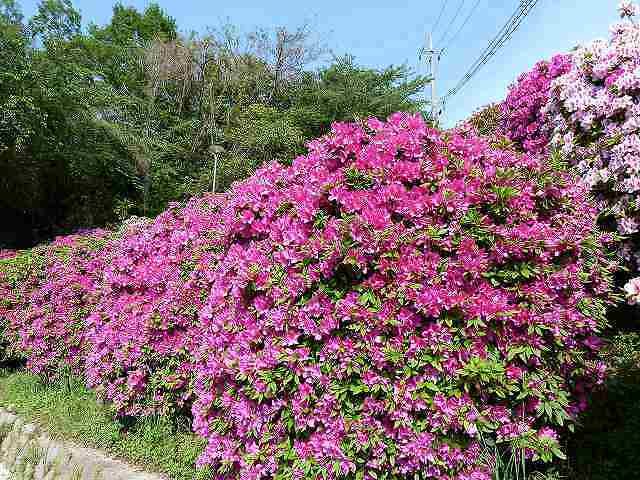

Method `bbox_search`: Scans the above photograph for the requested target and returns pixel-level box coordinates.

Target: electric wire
[449,0,530,90]
[442,0,540,105]
[431,0,448,36]
[440,0,482,57]
[445,0,536,98]
[451,0,537,96]
[419,0,447,62]
[437,0,466,45]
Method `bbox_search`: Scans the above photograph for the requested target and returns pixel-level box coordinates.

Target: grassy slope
[0,369,212,480]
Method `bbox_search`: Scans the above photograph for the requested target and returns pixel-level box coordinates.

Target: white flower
[624,277,640,304]
[619,1,639,18]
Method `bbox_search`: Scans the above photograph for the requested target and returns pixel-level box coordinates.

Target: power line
[437,0,466,45]
[419,1,446,64]
[431,0,448,36]
[457,0,538,93]
[442,0,540,105]
[445,0,537,98]
[440,0,482,57]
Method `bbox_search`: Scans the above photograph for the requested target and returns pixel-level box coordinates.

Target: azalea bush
[546,5,640,240]
[501,3,640,306]
[0,249,17,363]
[547,5,640,302]
[187,113,618,479]
[84,199,222,417]
[500,54,572,155]
[0,113,620,479]
[0,232,110,375]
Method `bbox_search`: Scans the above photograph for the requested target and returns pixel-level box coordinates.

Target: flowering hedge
[0,249,17,362]
[501,2,640,304]
[0,113,620,479]
[84,200,222,416]
[0,233,110,373]
[500,54,573,154]
[187,114,619,480]
[548,7,640,293]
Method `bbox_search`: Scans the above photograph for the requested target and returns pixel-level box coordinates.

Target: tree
[28,0,81,42]
[284,55,429,138]
[0,1,428,248]
[82,2,177,91]
[0,1,136,248]
[131,27,274,195]
[89,2,176,45]
[248,21,326,98]
[0,0,22,24]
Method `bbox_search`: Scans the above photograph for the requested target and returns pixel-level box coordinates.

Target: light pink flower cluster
[545,8,640,242]
[501,54,573,154]
[0,114,618,479]
[619,0,640,18]
[624,276,640,304]
[0,250,16,260]
[501,5,640,302]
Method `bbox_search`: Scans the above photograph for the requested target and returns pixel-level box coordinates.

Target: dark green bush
[467,103,502,137]
[565,332,640,480]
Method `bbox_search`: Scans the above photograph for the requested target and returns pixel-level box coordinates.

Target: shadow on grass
[0,369,213,480]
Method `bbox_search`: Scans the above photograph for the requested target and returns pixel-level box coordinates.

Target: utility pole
[423,32,440,124]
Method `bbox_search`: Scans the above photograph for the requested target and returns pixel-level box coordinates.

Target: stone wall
[0,407,165,480]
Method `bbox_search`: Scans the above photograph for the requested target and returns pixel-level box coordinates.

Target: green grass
[0,369,213,480]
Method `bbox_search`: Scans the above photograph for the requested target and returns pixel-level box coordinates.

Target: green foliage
[83,2,177,90]
[0,1,426,249]
[28,0,81,42]
[468,103,503,137]
[479,432,567,480]
[225,103,305,170]
[89,2,177,45]
[564,332,640,480]
[344,167,375,190]
[0,0,21,24]
[284,55,429,138]
[0,315,17,365]
[0,4,139,246]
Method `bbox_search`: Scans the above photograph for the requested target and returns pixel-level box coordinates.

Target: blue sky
[18,0,621,126]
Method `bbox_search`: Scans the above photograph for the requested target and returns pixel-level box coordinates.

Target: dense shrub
[546,7,640,271]
[186,113,617,479]
[501,54,572,154]
[501,3,640,303]
[0,113,620,479]
[0,232,109,375]
[84,198,222,416]
[0,250,16,259]
[466,103,503,138]
[0,249,18,363]
[566,332,640,480]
